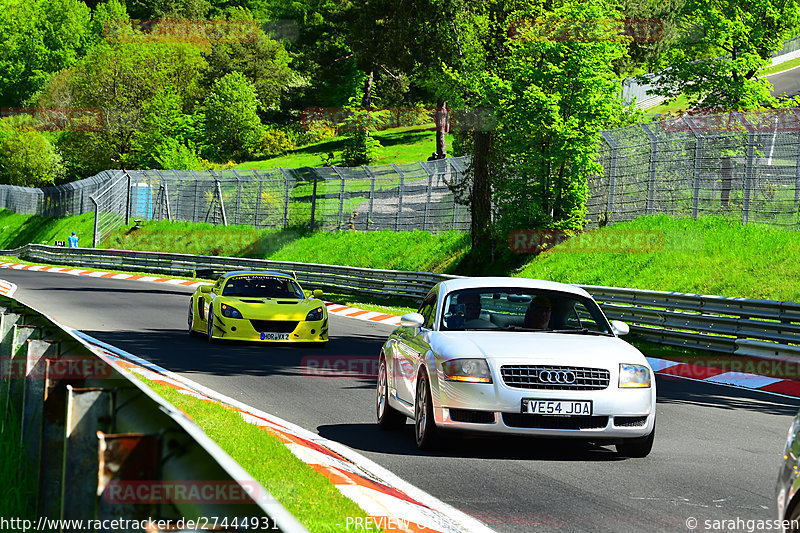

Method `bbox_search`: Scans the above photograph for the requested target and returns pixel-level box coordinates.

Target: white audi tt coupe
[376,277,656,456]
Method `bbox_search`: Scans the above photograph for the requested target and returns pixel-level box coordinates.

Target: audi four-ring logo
[538,370,576,384]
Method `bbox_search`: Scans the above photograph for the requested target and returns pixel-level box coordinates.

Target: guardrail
[6,244,455,301]
[3,244,799,358]
[0,290,308,531]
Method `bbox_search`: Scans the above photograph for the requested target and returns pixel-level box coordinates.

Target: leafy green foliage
[202,25,295,112]
[0,129,65,186]
[340,129,383,166]
[0,0,92,107]
[650,0,800,109]
[132,89,206,169]
[203,71,264,160]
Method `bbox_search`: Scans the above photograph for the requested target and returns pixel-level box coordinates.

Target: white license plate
[523,399,592,416]
[261,332,290,341]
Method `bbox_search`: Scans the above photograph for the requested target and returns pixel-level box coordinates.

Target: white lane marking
[646,357,683,371]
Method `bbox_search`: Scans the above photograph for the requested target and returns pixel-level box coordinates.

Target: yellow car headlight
[619,364,651,388]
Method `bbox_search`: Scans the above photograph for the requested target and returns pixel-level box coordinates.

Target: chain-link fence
[9,158,469,245]
[590,110,800,228]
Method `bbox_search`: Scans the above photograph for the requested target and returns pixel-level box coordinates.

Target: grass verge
[138,377,379,533]
[237,125,453,170]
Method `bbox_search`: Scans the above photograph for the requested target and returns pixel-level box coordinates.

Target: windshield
[222,275,304,299]
[439,288,612,334]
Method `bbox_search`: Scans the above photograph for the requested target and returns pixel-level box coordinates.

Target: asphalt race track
[5,268,800,533]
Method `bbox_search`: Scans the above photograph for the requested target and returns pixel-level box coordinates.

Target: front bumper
[213,315,328,343]
[432,375,655,439]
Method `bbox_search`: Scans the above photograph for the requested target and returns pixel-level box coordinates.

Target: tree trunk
[361,70,374,110]
[435,98,447,158]
[471,131,492,256]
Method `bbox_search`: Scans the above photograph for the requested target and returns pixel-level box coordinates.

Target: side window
[418,292,437,329]
[573,301,604,332]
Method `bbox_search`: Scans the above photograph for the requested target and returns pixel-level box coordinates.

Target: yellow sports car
[188,270,328,345]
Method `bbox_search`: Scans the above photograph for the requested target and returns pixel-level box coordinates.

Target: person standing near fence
[68,232,79,248]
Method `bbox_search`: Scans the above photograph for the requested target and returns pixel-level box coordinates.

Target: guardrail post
[253,170,264,227]
[364,167,376,231]
[684,117,703,219]
[640,123,658,215]
[737,113,756,225]
[332,167,346,230]
[124,171,132,225]
[61,386,113,522]
[279,168,292,229]
[96,433,160,521]
[91,196,99,248]
[190,170,202,223]
[423,162,434,231]
[231,170,244,226]
[309,168,318,231]
[599,132,617,223]
[215,178,228,226]
[391,164,405,231]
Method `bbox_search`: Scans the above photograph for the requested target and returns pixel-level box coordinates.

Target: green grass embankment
[2,209,799,302]
[139,378,378,533]
[238,125,453,170]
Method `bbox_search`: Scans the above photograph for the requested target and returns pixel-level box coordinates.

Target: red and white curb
[0,279,17,297]
[325,302,404,327]
[74,332,495,533]
[0,262,209,288]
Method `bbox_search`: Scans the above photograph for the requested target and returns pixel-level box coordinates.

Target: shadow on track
[317,422,625,461]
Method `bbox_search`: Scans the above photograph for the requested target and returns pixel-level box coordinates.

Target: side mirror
[400,313,425,329]
[610,320,629,336]
[313,289,323,298]
[200,286,212,294]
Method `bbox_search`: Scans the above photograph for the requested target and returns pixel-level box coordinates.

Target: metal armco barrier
[3,244,800,358]
[0,292,309,532]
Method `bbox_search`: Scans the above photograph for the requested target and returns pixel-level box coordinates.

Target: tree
[203,26,295,112]
[0,0,92,107]
[50,42,207,175]
[203,71,264,160]
[0,129,65,186]
[131,89,206,169]
[649,0,800,109]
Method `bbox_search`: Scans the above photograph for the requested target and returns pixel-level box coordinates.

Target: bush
[340,130,382,166]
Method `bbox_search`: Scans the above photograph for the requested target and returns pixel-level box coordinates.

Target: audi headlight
[306,307,324,321]
[619,364,651,388]
[442,359,492,383]
[220,303,243,319]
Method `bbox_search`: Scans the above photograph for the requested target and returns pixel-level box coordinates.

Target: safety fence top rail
[4,245,800,357]
[0,292,309,532]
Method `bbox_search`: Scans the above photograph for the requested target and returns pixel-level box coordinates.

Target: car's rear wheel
[377,356,405,430]
[206,305,216,343]
[616,421,655,458]
[415,371,440,450]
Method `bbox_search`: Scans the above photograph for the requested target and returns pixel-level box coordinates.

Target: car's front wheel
[377,356,405,430]
[415,371,440,450]
[616,422,655,458]
[188,299,199,336]
[206,305,216,343]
